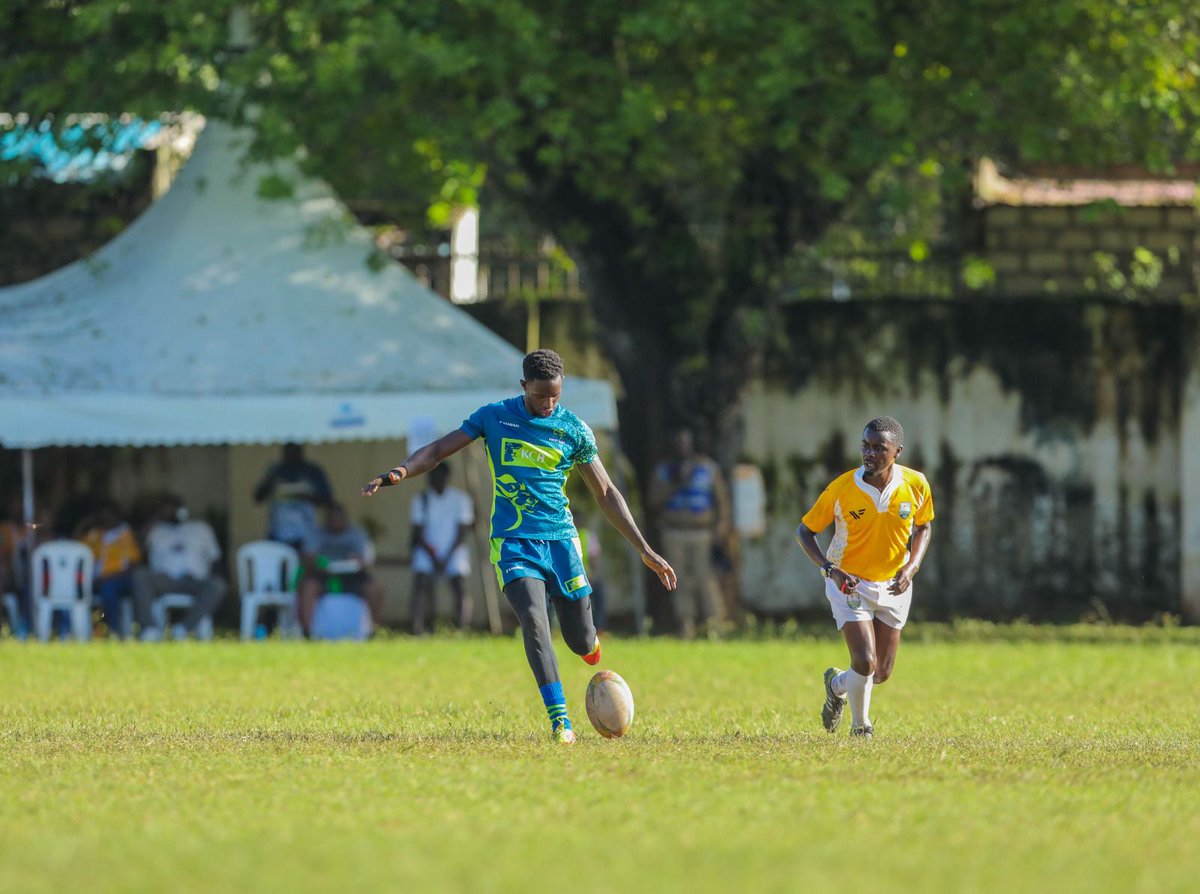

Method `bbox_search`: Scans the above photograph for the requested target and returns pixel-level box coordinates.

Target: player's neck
[861,463,895,490]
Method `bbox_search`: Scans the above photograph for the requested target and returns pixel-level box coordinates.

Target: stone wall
[983,204,1197,299]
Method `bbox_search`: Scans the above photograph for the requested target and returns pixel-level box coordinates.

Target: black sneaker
[850,724,874,739]
[822,667,847,732]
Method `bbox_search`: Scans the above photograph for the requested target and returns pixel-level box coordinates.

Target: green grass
[2,631,1198,894]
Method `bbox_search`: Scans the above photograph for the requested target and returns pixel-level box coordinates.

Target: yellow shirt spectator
[801,465,935,582]
[82,524,142,579]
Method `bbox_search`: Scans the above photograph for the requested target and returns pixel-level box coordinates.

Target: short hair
[865,416,904,446]
[523,349,565,382]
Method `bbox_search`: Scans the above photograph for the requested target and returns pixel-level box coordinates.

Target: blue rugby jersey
[460,396,599,540]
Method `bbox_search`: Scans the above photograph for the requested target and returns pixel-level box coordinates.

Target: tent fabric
[0,123,617,449]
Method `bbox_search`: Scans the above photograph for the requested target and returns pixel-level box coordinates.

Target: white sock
[842,669,874,728]
[831,670,850,697]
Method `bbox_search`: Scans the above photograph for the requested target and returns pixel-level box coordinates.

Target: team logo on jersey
[899,501,912,519]
[501,438,563,470]
[495,474,541,531]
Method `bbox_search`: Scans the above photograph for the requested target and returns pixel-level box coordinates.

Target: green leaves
[4,0,1198,442]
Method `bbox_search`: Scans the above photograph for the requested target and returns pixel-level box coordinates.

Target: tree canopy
[4,0,1199,466]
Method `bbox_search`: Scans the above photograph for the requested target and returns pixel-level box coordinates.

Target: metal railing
[390,249,584,303]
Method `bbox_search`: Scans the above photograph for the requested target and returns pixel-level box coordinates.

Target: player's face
[861,428,901,475]
[521,376,562,418]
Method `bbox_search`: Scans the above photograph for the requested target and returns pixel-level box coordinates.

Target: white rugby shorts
[825,575,912,630]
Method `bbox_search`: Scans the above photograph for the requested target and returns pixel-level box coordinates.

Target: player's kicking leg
[552,593,600,665]
[504,577,576,743]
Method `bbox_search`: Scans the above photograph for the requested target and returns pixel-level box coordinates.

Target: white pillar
[449,206,480,304]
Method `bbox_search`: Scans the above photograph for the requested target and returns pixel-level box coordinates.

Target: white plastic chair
[3,592,22,633]
[152,593,215,640]
[237,541,301,640]
[31,541,94,642]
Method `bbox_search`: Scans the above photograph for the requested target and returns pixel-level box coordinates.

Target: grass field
[2,626,1199,893]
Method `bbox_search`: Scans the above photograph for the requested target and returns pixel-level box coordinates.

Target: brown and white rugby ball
[585,670,635,738]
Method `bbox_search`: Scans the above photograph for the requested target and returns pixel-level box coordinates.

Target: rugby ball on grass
[585,670,635,738]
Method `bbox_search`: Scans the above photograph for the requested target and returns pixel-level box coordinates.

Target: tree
[4,0,1199,479]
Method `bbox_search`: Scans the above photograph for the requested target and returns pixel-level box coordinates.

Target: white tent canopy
[0,122,616,449]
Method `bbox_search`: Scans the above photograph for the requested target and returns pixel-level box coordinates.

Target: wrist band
[378,467,405,486]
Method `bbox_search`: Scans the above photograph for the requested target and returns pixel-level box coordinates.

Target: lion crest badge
[899,501,912,520]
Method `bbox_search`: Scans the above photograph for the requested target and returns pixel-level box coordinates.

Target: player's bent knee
[851,653,877,677]
[563,630,592,655]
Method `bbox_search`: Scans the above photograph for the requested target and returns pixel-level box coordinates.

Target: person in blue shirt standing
[362,349,676,743]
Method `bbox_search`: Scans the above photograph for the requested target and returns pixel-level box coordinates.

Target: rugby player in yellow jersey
[795,417,934,739]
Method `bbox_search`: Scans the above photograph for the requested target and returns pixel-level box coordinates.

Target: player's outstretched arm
[577,459,677,591]
[361,430,475,496]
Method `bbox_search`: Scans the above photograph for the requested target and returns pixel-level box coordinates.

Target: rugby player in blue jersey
[362,349,676,743]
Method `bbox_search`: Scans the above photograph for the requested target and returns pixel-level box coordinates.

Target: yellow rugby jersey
[801,464,934,582]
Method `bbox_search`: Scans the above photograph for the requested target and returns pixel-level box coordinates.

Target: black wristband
[820,561,835,578]
[377,467,404,487]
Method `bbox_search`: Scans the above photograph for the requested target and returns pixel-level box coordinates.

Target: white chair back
[32,541,94,604]
[31,540,94,641]
[237,540,300,595]
[236,541,301,640]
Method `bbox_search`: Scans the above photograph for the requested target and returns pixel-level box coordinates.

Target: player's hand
[832,568,859,594]
[641,548,677,590]
[889,565,916,595]
[361,468,403,497]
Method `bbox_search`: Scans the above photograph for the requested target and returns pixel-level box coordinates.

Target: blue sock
[539,681,571,730]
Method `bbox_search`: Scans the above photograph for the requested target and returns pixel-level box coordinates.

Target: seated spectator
[296,502,382,636]
[76,500,141,638]
[409,462,474,635]
[131,495,227,641]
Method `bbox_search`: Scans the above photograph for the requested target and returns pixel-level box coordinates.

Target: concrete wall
[740,299,1191,622]
[1181,309,1200,622]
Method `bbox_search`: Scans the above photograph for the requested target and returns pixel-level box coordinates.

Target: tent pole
[21,448,34,528]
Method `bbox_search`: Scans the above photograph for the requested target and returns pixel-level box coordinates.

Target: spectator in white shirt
[410,462,475,634]
[131,495,227,640]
